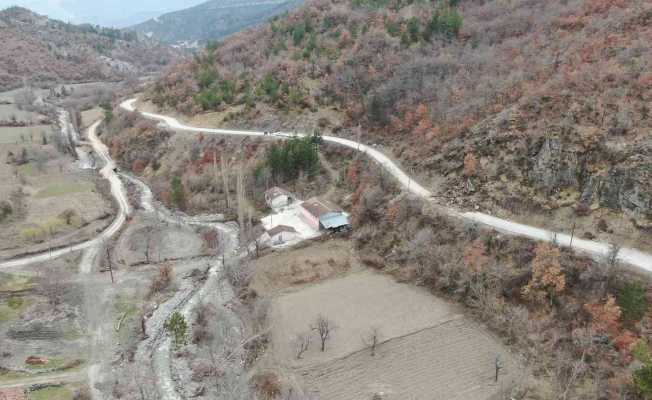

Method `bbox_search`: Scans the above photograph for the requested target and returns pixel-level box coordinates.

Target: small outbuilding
[261,224,299,246]
[299,198,339,230]
[299,197,350,232]
[319,212,351,232]
[264,187,294,209]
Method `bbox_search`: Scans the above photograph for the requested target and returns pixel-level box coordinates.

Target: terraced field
[299,318,519,400]
[269,271,521,399]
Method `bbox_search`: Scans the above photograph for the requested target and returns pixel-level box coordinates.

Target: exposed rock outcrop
[528,137,581,195]
[599,163,652,229]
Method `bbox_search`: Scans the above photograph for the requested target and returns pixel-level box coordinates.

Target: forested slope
[130,0,304,46]
[148,0,651,247]
[0,7,179,91]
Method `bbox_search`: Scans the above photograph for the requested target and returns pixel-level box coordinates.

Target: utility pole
[356,124,361,157]
[495,355,503,383]
[106,247,114,284]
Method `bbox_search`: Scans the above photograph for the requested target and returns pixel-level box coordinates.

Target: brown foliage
[193,303,217,344]
[253,372,282,400]
[149,265,173,297]
[463,152,479,177]
[613,330,637,362]
[584,295,621,336]
[522,243,565,304]
[201,229,219,250]
[131,159,148,174]
[462,239,490,275]
[345,160,361,188]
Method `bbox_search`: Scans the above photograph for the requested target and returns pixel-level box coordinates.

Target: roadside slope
[121,98,652,272]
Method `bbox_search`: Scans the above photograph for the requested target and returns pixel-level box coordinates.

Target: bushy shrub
[165,311,188,349]
[0,201,12,221]
[170,176,186,210]
[618,282,648,324]
[634,363,652,398]
[149,265,173,296]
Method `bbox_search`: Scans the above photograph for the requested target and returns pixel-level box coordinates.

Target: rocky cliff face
[598,161,652,229]
[528,137,581,195]
[529,136,651,229]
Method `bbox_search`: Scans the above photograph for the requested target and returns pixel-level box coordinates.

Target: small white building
[264,187,294,210]
[260,225,299,247]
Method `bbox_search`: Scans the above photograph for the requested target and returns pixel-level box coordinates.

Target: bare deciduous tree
[607,244,621,268]
[293,332,311,359]
[41,267,67,308]
[221,153,231,208]
[362,327,381,356]
[312,315,333,352]
[551,349,587,400]
[143,225,156,263]
[236,159,248,243]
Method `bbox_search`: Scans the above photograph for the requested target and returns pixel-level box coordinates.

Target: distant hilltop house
[261,224,299,246]
[299,197,351,232]
[265,186,294,209]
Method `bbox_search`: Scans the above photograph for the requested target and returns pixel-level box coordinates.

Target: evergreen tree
[165,311,187,349]
[171,176,186,210]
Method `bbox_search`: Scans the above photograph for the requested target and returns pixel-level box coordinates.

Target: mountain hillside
[130,0,304,47]
[148,0,652,249]
[0,6,180,91]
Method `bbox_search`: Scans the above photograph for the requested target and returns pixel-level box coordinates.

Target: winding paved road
[121,98,652,272]
[0,120,131,269]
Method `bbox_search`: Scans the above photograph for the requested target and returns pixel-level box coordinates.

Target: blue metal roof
[319,212,350,229]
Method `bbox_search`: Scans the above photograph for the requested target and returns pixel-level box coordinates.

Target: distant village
[259,186,351,248]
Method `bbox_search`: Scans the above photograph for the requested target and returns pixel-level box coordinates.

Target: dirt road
[120,98,652,272]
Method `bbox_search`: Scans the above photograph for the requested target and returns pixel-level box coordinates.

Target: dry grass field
[80,108,103,129]
[249,239,358,297]
[114,215,208,266]
[266,267,521,399]
[0,104,112,258]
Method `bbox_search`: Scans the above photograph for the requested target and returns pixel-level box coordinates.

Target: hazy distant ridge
[129,0,303,46]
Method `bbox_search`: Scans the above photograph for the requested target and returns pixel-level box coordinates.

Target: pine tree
[165,311,187,349]
[170,176,186,210]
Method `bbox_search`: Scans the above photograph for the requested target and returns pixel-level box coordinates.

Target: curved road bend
[121,98,652,272]
[0,120,131,269]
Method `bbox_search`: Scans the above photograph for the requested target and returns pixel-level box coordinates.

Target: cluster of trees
[386,6,463,46]
[191,67,306,112]
[265,137,320,183]
[293,314,335,359]
[194,66,237,110]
